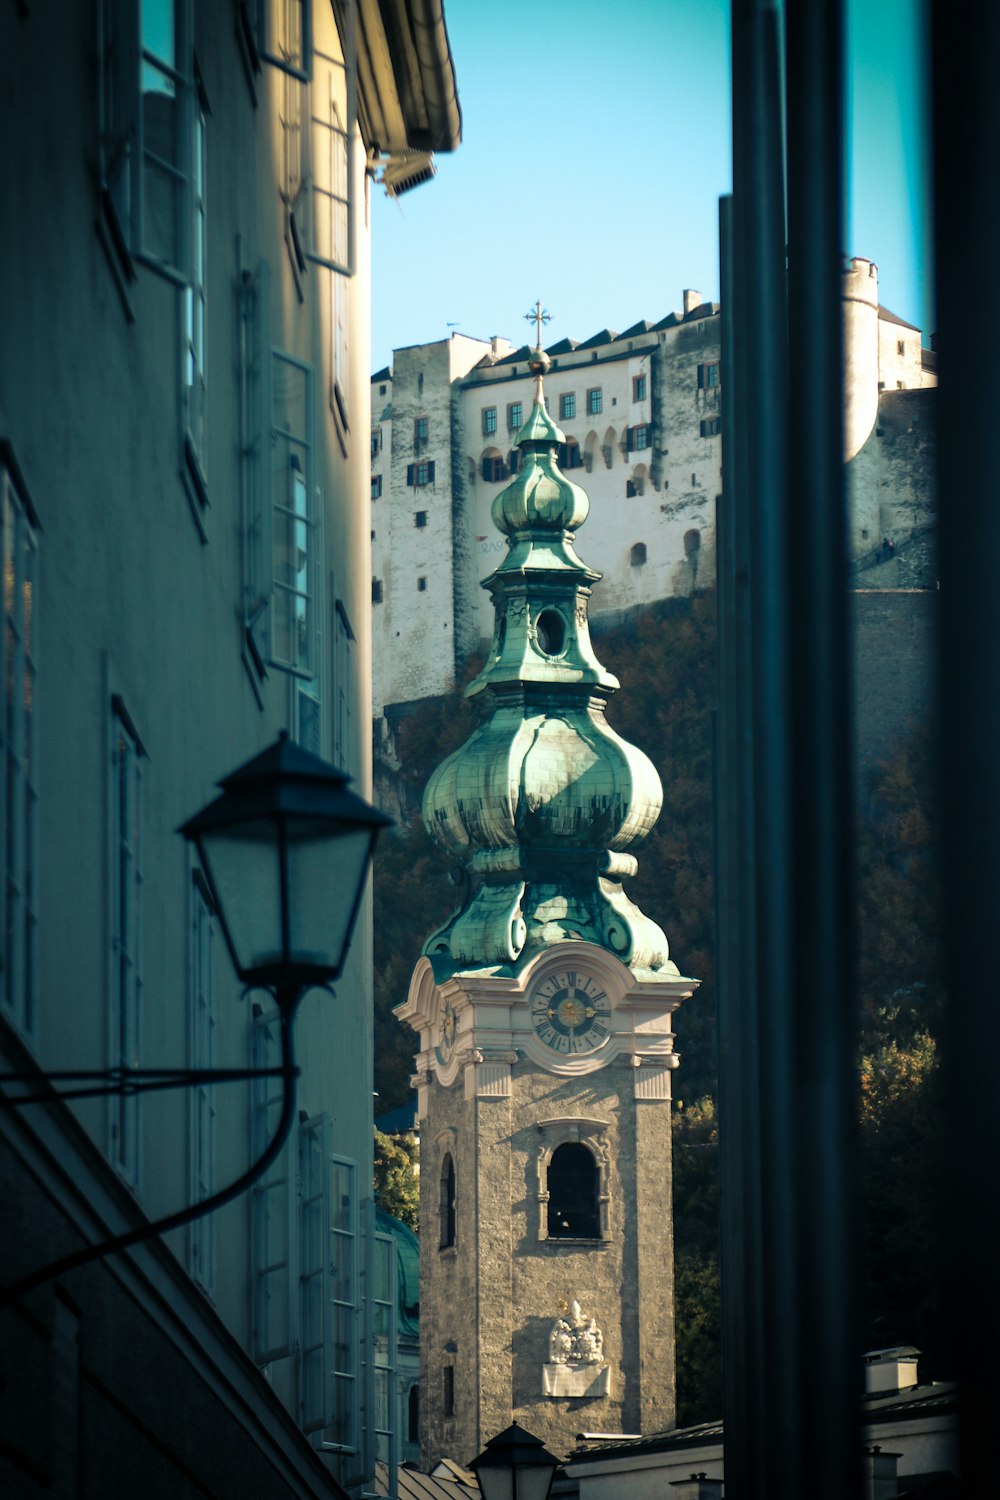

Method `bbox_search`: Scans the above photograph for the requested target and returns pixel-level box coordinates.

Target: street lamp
[2,732,390,1306]
[470,1423,561,1500]
[179,730,391,1008]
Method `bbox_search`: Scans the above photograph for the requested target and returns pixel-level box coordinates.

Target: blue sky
[370,0,931,372]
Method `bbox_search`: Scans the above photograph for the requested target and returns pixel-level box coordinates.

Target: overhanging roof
[348,0,462,154]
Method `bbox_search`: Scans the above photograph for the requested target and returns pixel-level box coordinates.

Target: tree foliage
[373,1128,420,1231]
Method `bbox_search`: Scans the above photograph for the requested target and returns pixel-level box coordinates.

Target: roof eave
[350,0,462,155]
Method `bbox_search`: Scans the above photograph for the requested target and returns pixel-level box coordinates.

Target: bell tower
[397,325,698,1466]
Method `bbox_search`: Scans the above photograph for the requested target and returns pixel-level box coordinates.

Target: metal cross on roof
[524,300,551,348]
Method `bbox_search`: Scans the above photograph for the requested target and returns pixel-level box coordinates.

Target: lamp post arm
[1,1002,300,1309]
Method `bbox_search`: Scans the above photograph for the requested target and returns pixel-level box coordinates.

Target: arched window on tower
[547,1142,600,1239]
[439,1152,456,1248]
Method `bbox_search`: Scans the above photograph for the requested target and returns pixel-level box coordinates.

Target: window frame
[697,361,721,390]
[187,870,216,1296]
[269,350,320,680]
[507,401,523,433]
[586,387,603,415]
[632,373,648,403]
[317,1152,360,1454]
[108,697,145,1188]
[482,406,498,437]
[700,416,721,437]
[0,451,38,1046]
[252,1006,299,1363]
[535,1121,611,1243]
[559,392,576,420]
[97,0,196,285]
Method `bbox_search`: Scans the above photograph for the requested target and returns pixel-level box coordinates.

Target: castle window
[372,578,383,603]
[379,383,387,395]
[547,1143,600,1239]
[700,417,721,438]
[507,401,523,432]
[631,542,647,566]
[508,449,520,475]
[559,392,576,420]
[481,452,506,483]
[371,475,382,500]
[557,437,582,470]
[418,577,427,592]
[897,339,906,356]
[407,460,435,487]
[587,387,603,415]
[482,406,498,436]
[414,415,428,450]
[415,510,427,528]
[625,424,649,453]
[633,373,647,402]
[698,362,721,390]
[626,480,637,499]
[443,1364,455,1418]
[439,1152,456,1249]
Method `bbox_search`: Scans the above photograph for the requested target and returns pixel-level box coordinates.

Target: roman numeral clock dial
[529,970,611,1055]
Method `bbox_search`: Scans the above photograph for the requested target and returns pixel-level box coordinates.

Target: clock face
[436,999,458,1066]
[530,970,611,1055]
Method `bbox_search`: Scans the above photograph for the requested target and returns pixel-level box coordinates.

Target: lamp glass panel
[198,819,283,975]
[284,821,372,971]
[475,1473,515,1500]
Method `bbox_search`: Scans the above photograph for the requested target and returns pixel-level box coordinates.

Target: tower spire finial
[524,299,551,350]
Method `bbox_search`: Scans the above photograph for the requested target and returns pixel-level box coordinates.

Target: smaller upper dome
[492,396,589,535]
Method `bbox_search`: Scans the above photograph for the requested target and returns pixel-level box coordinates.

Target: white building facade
[0,3,459,1496]
[371,262,936,719]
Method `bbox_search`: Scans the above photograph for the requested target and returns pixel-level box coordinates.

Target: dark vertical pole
[715,192,764,1494]
[726,3,792,1495]
[721,1,857,1496]
[933,5,1000,1491]
[785,2,858,1498]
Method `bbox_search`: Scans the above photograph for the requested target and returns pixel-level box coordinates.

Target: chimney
[862,1446,901,1500]
[863,1347,920,1396]
[682,290,702,316]
[669,1475,723,1500]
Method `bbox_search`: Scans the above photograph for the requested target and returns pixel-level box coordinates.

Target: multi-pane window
[333,600,354,773]
[97,0,195,280]
[372,1230,397,1473]
[371,428,382,459]
[414,416,428,450]
[406,460,435,487]
[0,457,38,1043]
[626,424,650,452]
[587,387,603,415]
[507,401,523,432]
[701,416,721,437]
[633,373,648,402]
[301,1114,333,1434]
[110,703,143,1186]
[322,1155,359,1451]
[559,392,576,420]
[481,455,506,483]
[252,1008,298,1362]
[188,874,215,1296]
[557,439,582,471]
[482,407,498,436]
[182,94,207,486]
[271,353,318,676]
[311,39,355,276]
[371,475,382,500]
[697,362,721,390]
[415,511,427,529]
